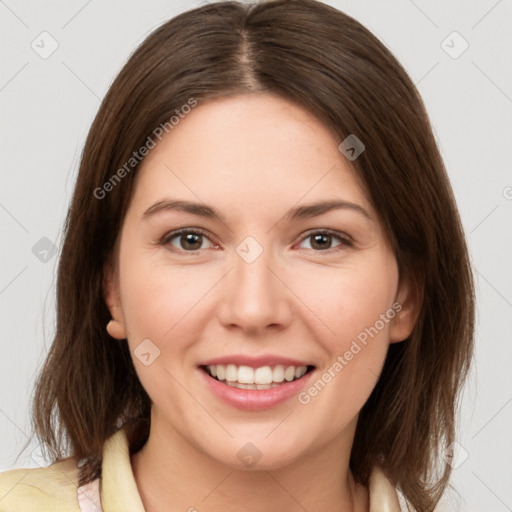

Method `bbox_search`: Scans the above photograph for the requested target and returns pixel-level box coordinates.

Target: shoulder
[0,457,81,512]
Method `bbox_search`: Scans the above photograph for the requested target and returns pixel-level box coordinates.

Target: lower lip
[199,368,314,411]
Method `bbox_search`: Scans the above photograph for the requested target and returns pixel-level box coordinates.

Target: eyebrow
[142,198,372,223]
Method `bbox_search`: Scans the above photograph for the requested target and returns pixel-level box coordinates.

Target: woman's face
[105,93,415,470]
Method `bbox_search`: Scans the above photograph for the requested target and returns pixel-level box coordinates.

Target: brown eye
[298,230,352,252]
[178,232,203,251]
[162,229,215,252]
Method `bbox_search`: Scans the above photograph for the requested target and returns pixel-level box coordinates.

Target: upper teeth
[207,364,308,384]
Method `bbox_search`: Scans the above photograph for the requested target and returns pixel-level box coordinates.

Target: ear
[103,260,127,340]
[389,274,421,344]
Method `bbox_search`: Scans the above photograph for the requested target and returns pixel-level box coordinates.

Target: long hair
[30,2,475,510]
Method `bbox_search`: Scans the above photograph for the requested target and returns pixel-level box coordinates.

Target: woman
[0,1,474,511]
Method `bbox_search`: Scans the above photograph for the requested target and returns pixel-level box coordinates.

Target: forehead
[130,93,373,218]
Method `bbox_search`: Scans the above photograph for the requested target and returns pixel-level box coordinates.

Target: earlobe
[106,318,127,340]
[103,262,127,340]
[389,276,421,344]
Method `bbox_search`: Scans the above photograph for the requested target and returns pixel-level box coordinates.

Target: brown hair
[28,1,474,510]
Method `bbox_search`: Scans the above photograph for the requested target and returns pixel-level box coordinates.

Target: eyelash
[159,228,353,255]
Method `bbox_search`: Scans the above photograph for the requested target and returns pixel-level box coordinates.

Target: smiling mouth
[201,364,315,390]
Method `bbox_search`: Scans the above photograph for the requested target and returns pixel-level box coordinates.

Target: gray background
[1,0,511,510]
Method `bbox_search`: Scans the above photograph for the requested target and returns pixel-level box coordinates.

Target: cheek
[296,261,398,421]
[296,256,398,402]
[117,261,208,406]
[298,254,399,348]
[119,253,210,342]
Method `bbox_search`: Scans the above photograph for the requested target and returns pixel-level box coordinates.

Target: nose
[216,242,293,335]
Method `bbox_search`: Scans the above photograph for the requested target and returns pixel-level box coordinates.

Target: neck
[131,415,369,512]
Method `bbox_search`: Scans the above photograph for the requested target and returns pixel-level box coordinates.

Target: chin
[203,437,308,472]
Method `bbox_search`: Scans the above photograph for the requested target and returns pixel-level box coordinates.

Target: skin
[104,93,418,512]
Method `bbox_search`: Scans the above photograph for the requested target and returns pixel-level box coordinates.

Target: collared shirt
[0,427,408,511]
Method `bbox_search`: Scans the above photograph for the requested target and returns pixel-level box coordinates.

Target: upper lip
[199,354,314,368]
